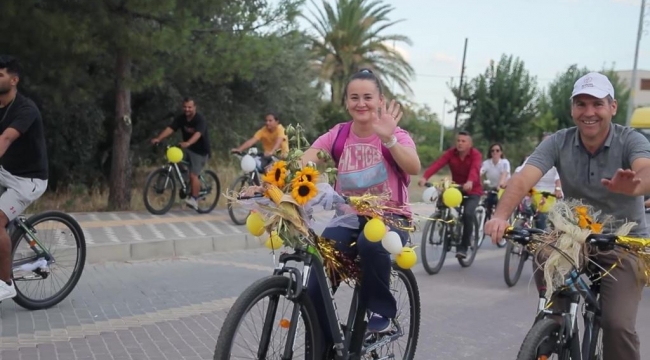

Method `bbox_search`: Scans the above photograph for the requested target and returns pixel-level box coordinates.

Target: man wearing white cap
[486,72,649,359]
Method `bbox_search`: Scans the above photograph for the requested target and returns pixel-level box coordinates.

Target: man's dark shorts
[183,149,208,175]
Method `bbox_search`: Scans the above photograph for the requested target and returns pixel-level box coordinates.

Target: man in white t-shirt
[515,154,563,228]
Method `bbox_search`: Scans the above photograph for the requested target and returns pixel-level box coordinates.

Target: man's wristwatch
[555,187,562,191]
[383,135,398,148]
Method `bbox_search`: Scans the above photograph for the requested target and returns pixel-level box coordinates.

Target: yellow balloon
[497,188,505,199]
[265,232,283,250]
[396,247,417,269]
[363,218,386,242]
[532,192,556,213]
[166,146,184,164]
[246,212,266,237]
[442,187,463,208]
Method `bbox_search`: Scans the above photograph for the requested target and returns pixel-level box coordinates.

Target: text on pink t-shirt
[312,123,415,211]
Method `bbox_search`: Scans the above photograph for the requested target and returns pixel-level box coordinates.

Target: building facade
[616,69,650,107]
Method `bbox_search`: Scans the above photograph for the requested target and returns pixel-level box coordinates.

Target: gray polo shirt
[527,123,650,236]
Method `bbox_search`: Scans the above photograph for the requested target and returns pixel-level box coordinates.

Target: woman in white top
[480,143,511,188]
[480,143,511,219]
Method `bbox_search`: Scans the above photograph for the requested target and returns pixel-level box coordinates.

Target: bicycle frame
[533,265,602,359]
[258,243,405,359]
[9,216,53,271]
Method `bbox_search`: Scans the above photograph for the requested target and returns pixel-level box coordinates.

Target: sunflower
[291,180,318,205]
[291,167,320,188]
[262,161,287,188]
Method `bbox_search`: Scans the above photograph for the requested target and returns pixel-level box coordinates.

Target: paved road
[1,242,648,359]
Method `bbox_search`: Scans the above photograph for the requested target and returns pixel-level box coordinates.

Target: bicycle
[3,210,86,310]
[214,191,421,359]
[503,190,556,287]
[226,148,273,225]
[503,226,649,360]
[142,142,221,215]
[420,180,481,275]
[476,180,506,249]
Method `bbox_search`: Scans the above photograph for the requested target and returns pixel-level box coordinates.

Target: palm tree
[303,0,415,103]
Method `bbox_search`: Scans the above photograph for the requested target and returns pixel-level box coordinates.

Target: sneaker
[367,314,392,333]
[456,248,467,259]
[0,281,17,301]
[185,197,198,209]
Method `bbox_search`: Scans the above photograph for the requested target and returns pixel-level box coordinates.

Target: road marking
[124,225,143,241]
[0,296,238,349]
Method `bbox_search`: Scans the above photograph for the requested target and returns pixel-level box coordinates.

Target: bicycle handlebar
[504,226,620,251]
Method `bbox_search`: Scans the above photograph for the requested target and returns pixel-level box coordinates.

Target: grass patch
[29,157,450,213]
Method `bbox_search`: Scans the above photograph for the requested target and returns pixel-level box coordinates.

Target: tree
[66,0,302,210]
[544,64,590,129]
[303,0,414,103]
[542,64,630,130]
[464,54,538,144]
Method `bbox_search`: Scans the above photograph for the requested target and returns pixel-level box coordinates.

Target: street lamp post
[625,0,647,127]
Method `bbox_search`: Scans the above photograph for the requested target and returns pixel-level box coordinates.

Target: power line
[413,72,556,82]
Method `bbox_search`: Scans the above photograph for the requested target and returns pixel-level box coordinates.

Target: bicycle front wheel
[517,318,573,360]
[214,275,322,359]
[196,169,221,214]
[227,174,252,225]
[11,211,86,310]
[143,167,176,215]
[420,214,447,275]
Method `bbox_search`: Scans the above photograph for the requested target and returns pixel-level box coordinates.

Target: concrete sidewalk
[59,204,435,264]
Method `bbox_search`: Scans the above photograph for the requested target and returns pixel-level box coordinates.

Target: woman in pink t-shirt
[300,69,421,346]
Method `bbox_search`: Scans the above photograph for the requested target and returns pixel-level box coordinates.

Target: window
[641,78,650,91]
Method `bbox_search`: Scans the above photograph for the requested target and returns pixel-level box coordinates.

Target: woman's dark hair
[486,143,504,159]
[341,68,383,105]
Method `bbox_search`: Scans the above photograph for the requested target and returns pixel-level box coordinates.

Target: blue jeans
[534,212,548,230]
[307,214,409,343]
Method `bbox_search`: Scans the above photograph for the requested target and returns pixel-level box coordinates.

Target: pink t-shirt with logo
[312,123,416,214]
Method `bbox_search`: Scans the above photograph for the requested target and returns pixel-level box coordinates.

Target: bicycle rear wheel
[196,169,221,214]
[11,211,86,310]
[362,263,421,360]
[475,205,486,248]
[214,275,322,359]
[458,217,479,267]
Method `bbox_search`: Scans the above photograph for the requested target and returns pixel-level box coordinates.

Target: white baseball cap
[570,72,615,99]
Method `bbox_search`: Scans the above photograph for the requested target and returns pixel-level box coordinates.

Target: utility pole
[440,99,447,152]
[453,38,468,132]
[625,0,646,127]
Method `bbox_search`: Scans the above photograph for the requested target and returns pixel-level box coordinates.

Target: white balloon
[422,186,438,204]
[240,154,257,173]
[382,231,403,255]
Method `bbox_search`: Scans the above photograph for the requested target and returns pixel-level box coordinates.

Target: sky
[293,0,649,126]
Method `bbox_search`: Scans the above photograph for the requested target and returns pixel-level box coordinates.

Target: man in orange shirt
[418,131,483,258]
[231,112,289,169]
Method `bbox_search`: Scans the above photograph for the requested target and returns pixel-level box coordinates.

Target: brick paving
[1,245,648,359]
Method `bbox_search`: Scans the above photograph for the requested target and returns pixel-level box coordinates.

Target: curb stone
[85,233,263,264]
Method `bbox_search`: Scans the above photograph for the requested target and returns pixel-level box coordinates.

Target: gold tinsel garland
[513,199,650,299]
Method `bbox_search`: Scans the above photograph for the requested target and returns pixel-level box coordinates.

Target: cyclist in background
[151,97,210,210]
[480,143,510,219]
[231,112,288,170]
[418,131,483,258]
[514,134,563,230]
